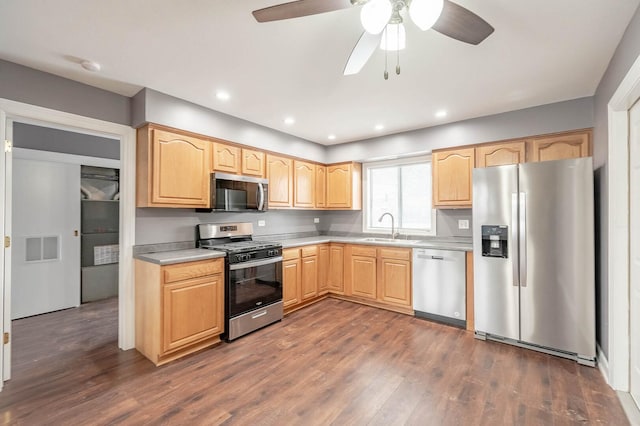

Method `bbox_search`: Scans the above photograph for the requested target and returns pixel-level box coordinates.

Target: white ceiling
[0,1,638,145]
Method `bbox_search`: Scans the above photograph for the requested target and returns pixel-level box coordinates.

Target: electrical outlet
[314,217,320,224]
[458,219,469,230]
[258,220,266,227]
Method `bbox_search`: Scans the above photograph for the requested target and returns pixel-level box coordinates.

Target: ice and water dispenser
[481,225,508,258]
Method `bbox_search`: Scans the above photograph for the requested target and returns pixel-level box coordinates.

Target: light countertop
[134,248,226,265]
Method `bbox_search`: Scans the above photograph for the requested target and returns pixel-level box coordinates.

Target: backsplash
[135,208,328,245]
[135,208,472,245]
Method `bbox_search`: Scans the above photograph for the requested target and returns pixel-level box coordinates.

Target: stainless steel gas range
[197,222,283,341]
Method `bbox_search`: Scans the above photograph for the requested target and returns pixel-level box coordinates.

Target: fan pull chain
[396,26,401,75]
[384,29,389,80]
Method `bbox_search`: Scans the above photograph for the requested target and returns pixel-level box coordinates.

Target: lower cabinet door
[283,258,301,308]
[379,258,412,307]
[301,256,318,300]
[162,275,223,353]
[350,255,377,299]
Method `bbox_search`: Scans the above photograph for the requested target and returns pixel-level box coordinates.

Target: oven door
[228,257,283,318]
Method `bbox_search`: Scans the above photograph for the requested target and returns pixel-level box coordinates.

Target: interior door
[11,158,80,319]
[629,99,640,407]
[518,159,595,359]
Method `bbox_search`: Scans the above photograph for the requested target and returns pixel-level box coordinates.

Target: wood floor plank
[0,297,630,425]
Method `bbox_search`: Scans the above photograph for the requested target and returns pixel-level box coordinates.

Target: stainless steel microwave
[210,172,268,212]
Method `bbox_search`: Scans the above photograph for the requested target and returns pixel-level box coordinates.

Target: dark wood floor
[0,297,629,425]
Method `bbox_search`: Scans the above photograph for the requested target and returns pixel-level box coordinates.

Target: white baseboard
[617,392,640,426]
[597,344,610,385]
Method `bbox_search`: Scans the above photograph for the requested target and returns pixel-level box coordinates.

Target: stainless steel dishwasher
[412,248,466,328]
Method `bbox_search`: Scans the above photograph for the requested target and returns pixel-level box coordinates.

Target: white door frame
[0,99,136,383]
[608,53,640,391]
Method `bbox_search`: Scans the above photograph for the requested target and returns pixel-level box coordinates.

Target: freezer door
[472,165,519,340]
[518,158,595,358]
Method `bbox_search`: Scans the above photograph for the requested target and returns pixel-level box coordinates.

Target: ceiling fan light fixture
[380,23,406,51]
[360,0,392,34]
[409,0,444,31]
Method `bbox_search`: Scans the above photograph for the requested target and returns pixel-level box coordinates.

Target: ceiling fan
[252,0,494,78]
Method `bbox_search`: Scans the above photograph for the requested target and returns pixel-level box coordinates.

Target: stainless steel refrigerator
[472,157,596,366]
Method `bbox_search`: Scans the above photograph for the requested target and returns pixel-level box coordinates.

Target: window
[363,156,436,236]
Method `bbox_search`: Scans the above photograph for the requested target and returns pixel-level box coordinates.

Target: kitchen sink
[359,237,421,244]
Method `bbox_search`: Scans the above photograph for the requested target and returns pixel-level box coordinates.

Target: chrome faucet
[378,212,399,239]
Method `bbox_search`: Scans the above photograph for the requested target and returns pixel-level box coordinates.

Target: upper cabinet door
[241,148,265,177]
[326,163,362,210]
[137,127,210,208]
[432,148,474,208]
[266,154,293,208]
[531,130,591,162]
[476,141,526,168]
[315,165,327,209]
[212,142,241,173]
[294,160,315,208]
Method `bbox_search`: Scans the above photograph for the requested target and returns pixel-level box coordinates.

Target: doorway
[0,99,136,389]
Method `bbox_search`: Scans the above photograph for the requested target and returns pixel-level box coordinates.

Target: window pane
[369,167,398,229]
[400,163,431,229]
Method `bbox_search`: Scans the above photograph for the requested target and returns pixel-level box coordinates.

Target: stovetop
[199,239,281,254]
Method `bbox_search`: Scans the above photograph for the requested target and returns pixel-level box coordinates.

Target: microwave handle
[257,183,265,211]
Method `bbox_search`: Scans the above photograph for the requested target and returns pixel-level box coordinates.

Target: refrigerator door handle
[519,192,527,287]
[512,193,519,286]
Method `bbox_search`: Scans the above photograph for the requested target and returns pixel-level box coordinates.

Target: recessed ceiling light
[284,116,295,125]
[435,110,447,118]
[374,124,384,131]
[216,91,230,101]
[328,134,336,140]
[80,60,101,72]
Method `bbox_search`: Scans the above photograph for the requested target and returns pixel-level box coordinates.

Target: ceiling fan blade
[253,0,353,23]
[343,31,382,75]
[431,0,494,45]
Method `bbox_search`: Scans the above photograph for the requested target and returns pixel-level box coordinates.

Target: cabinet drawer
[283,248,301,261]
[163,259,223,284]
[351,245,377,257]
[378,247,411,261]
[301,245,318,257]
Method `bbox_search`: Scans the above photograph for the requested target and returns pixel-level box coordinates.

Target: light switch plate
[458,219,469,230]
[258,220,266,227]
[314,218,320,223]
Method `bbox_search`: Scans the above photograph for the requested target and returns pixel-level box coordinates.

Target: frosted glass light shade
[380,23,406,51]
[410,0,444,31]
[360,0,392,34]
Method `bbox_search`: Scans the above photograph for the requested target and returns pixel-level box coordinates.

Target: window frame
[362,155,437,237]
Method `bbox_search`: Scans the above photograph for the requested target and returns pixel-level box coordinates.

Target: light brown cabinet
[294,160,316,208]
[282,248,301,309]
[326,163,362,210]
[315,165,327,208]
[317,244,330,295]
[475,141,526,168]
[432,148,474,208]
[267,154,294,208]
[300,246,318,301]
[136,125,210,208]
[349,247,377,300]
[212,142,241,174]
[327,244,345,294]
[531,131,590,162]
[242,148,265,177]
[135,258,224,366]
[377,248,412,308]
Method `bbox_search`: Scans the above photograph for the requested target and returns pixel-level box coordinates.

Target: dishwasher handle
[415,253,445,260]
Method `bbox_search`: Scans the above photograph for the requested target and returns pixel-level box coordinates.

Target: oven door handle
[229,256,283,270]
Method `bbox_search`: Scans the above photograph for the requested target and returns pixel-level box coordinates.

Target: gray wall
[136,208,327,245]
[592,6,640,358]
[0,60,130,126]
[132,88,327,163]
[14,122,120,159]
[327,98,594,163]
